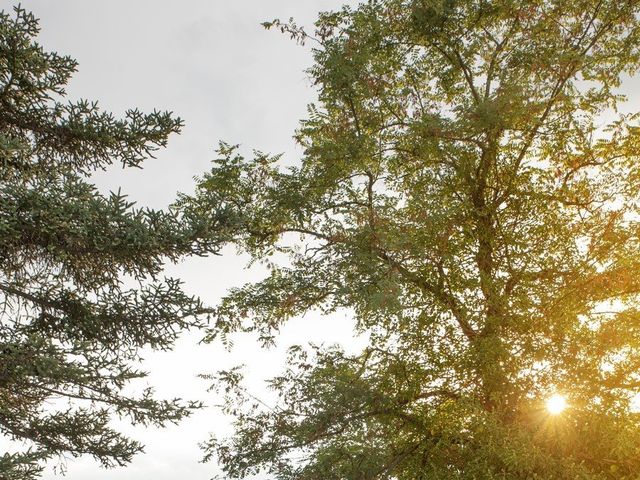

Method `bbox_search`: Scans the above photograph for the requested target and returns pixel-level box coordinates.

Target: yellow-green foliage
[187,0,640,478]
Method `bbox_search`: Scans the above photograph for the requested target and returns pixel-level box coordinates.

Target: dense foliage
[0,7,224,479]
[187,0,640,478]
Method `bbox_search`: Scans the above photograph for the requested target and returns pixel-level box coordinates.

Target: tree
[0,7,224,479]
[186,0,640,478]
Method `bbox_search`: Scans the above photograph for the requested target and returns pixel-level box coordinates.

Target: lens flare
[546,393,567,415]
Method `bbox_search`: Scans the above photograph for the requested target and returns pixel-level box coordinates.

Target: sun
[546,393,568,415]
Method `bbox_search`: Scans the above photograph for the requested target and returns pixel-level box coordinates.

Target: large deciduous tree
[0,7,224,479]
[188,0,640,478]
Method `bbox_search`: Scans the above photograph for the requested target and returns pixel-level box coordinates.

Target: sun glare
[546,393,567,415]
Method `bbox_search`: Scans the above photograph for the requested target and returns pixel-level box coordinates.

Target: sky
[4,1,361,479]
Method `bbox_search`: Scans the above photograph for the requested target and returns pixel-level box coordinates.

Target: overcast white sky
[5,1,361,479]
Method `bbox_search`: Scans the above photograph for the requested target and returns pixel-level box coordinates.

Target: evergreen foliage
[0,7,223,478]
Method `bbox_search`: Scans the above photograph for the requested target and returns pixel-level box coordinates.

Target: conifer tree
[0,7,223,478]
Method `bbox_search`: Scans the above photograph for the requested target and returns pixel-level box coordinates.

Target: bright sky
[6,1,360,479]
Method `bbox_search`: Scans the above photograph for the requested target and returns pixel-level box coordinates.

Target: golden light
[546,393,567,415]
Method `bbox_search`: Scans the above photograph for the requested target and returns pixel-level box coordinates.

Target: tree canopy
[186,0,640,478]
[0,6,225,479]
